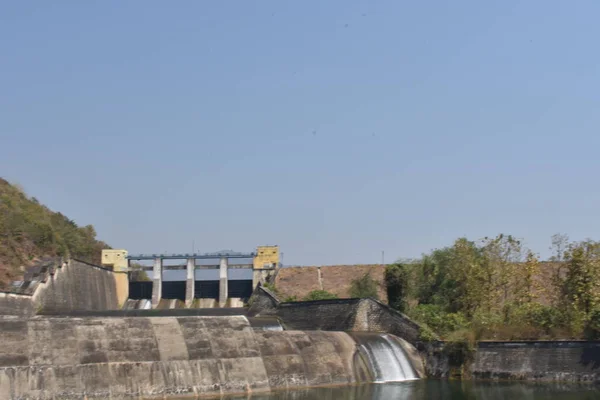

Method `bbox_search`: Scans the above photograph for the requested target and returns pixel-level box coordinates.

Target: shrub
[444,330,477,379]
[303,290,338,301]
[385,263,409,312]
[262,282,279,294]
[584,309,600,340]
[409,304,468,338]
[349,272,379,299]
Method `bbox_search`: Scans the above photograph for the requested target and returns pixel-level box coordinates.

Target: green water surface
[212,380,599,400]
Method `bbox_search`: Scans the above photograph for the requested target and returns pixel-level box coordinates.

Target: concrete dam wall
[0,259,120,316]
[0,315,424,399]
[473,341,600,382]
[248,286,425,346]
[420,340,600,382]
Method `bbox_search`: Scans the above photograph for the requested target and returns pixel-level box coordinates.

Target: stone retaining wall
[248,286,425,346]
[473,341,600,382]
[420,341,600,382]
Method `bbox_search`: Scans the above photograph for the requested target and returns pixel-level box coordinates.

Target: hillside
[275,265,387,302]
[0,178,109,288]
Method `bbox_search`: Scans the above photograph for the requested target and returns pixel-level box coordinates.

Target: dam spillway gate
[129,280,253,302]
[108,249,280,308]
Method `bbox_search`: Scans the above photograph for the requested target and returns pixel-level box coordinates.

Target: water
[247,316,284,331]
[352,332,418,382]
[208,380,600,400]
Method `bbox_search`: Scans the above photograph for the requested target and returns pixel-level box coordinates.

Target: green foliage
[510,303,564,332]
[385,263,409,312]
[283,295,298,302]
[262,282,279,294]
[386,232,600,341]
[409,304,469,338]
[561,240,600,315]
[584,309,600,340]
[129,263,150,281]
[443,330,477,379]
[0,178,109,287]
[417,324,439,342]
[303,290,338,301]
[349,272,379,300]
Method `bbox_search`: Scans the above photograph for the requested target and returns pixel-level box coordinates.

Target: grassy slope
[0,178,109,288]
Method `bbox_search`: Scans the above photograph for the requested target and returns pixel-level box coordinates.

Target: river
[203,380,599,400]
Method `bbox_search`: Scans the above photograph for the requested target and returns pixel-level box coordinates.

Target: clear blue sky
[2,1,599,265]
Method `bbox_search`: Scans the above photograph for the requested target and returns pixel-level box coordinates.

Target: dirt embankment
[275,265,387,303]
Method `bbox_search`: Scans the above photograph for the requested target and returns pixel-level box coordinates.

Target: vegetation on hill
[349,272,379,300]
[0,178,109,288]
[386,233,600,341]
[303,290,338,301]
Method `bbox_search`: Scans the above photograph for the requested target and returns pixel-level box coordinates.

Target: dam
[0,314,423,399]
[1,256,600,399]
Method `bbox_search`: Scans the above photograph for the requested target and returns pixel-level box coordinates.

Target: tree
[303,290,338,301]
[349,272,379,299]
[480,234,524,319]
[385,264,409,312]
[129,263,151,281]
[561,240,600,316]
[514,251,541,306]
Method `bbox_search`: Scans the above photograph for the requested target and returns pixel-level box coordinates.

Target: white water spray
[355,333,419,382]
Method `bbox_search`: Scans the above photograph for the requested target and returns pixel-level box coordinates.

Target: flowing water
[352,332,418,382]
[207,380,600,400]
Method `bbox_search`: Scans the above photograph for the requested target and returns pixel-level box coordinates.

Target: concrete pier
[152,257,162,308]
[253,269,269,289]
[186,258,195,307]
[219,257,228,307]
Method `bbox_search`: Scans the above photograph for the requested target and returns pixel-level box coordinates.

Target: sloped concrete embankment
[0,315,423,399]
[248,285,426,346]
[0,259,119,316]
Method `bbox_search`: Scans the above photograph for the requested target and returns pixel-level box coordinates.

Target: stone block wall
[0,316,364,399]
[248,286,426,346]
[472,341,600,382]
[34,259,118,313]
[353,298,422,345]
[419,341,600,382]
[276,299,362,331]
[0,292,34,316]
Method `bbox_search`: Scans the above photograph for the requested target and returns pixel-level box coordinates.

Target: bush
[303,290,338,301]
[514,303,564,332]
[262,282,279,294]
[385,263,409,312]
[584,309,600,340]
[409,304,468,338]
[444,330,477,379]
[349,272,379,299]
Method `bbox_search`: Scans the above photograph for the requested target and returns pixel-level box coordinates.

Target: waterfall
[247,316,284,331]
[353,332,419,382]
